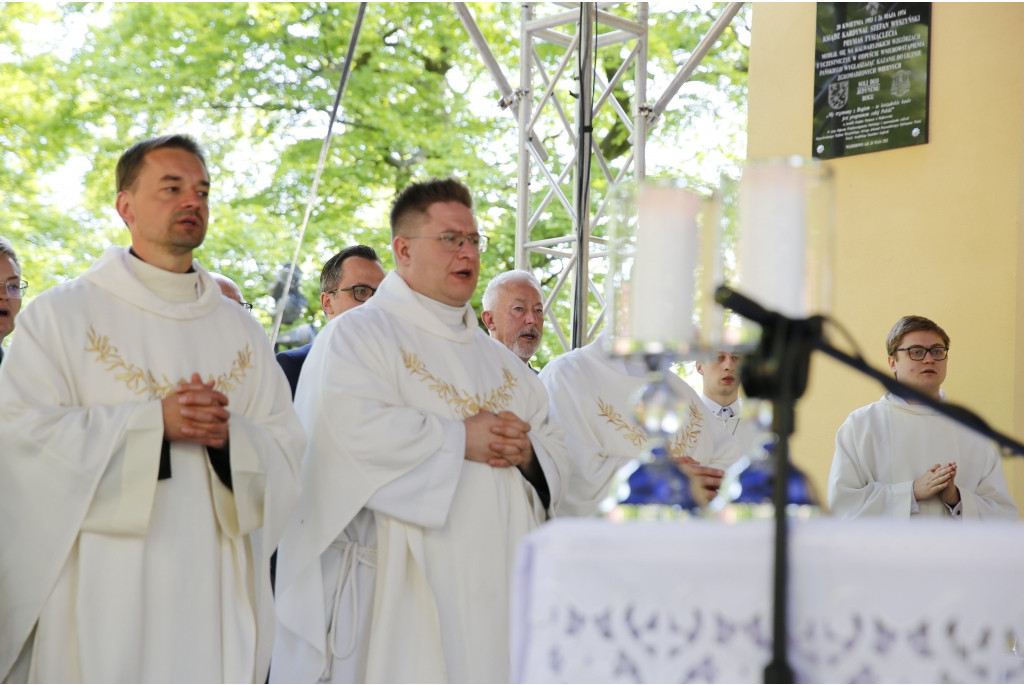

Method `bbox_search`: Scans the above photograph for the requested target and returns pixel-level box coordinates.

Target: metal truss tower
[456,2,743,352]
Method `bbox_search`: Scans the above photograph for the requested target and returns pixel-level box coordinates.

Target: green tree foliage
[0,2,748,364]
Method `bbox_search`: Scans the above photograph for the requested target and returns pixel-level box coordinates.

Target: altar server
[271,177,570,683]
[539,333,741,516]
[828,315,1016,519]
[0,134,305,682]
[696,351,744,434]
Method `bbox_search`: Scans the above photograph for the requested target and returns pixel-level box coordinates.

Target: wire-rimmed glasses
[3,279,28,299]
[405,231,488,254]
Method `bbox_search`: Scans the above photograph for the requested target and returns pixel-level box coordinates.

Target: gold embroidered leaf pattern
[597,396,646,447]
[402,348,516,418]
[595,394,704,458]
[667,401,705,459]
[86,325,253,398]
[214,346,255,392]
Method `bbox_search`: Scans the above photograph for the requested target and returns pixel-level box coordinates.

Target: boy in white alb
[828,315,1016,520]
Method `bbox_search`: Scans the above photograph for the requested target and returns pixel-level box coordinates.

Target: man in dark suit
[276,245,386,396]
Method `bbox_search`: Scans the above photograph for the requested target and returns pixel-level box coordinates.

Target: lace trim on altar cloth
[525,602,1024,683]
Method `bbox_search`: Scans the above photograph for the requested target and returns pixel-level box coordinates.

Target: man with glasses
[481,269,545,368]
[828,315,1016,520]
[276,244,386,397]
[272,178,570,683]
[0,236,26,366]
[0,135,305,683]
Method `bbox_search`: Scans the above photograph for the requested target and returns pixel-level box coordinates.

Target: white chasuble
[0,247,305,683]
[272,271,570,684]
[539,336,741,517]
[828,394,1017,520]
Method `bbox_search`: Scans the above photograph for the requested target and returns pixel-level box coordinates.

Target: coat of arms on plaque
[827,80,849,110]
[890,69,911,98]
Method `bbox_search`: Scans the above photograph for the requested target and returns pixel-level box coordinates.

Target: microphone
[714,285,775,327]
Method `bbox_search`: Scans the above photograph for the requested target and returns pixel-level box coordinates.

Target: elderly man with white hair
[481,269,545,369]
[0,236,26,366]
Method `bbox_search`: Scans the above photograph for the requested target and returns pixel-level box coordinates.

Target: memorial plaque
[812,3,931,159]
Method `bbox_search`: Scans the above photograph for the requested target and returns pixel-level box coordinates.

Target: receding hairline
[482,269,543,312]
[0,236,19,266]
[319,244,384,293]
[116,134,208,194]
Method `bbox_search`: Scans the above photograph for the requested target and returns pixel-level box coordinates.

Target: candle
[737,162,806,318]
[629,184,700,347]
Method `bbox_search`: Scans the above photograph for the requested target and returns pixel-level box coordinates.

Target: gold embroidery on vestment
[402,348,516,417]
[667,401,705,460]
[86,325,253,398]
[597,395,704,459]
[597,397,646,448]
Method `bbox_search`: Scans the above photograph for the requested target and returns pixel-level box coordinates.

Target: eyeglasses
[3,280,28,299]
[239,301,254,313]
[896,346,949,361]
[328,284,377,302]
[405,231,488,254]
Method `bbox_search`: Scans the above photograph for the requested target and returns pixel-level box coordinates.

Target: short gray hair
[0,236,19,266]
[481,269,542,312]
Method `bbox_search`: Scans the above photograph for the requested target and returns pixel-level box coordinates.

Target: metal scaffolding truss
[455,2,743,351]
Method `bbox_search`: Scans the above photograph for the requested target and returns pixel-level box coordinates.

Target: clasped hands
[161,373,230,449]
[465,410,534,469]
[913,461,960,507]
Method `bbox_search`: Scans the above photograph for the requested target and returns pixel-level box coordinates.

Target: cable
[819,313,866,364]
[270,3,368,346]
[570,2,596,349]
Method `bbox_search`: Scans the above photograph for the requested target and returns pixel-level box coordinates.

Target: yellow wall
[747,3,1024,512]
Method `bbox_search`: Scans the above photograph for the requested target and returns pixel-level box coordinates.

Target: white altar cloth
[511,517,1024,683]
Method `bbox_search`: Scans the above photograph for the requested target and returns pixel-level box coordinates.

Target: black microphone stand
[714,285,1024,684]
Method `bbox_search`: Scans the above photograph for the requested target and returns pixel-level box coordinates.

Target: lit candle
[629,184,700,347]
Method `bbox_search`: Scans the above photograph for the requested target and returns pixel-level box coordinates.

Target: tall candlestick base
[602,352,699,520]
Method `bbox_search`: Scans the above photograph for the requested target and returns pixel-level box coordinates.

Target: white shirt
[700,394,743,420]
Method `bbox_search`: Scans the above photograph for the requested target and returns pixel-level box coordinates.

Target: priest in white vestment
[0,135,305,683]
[271,178,570,684]
[828,315,1016,519]
[539,334,742,517]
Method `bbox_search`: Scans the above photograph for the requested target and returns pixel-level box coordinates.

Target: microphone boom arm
[715,285,1024,457]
